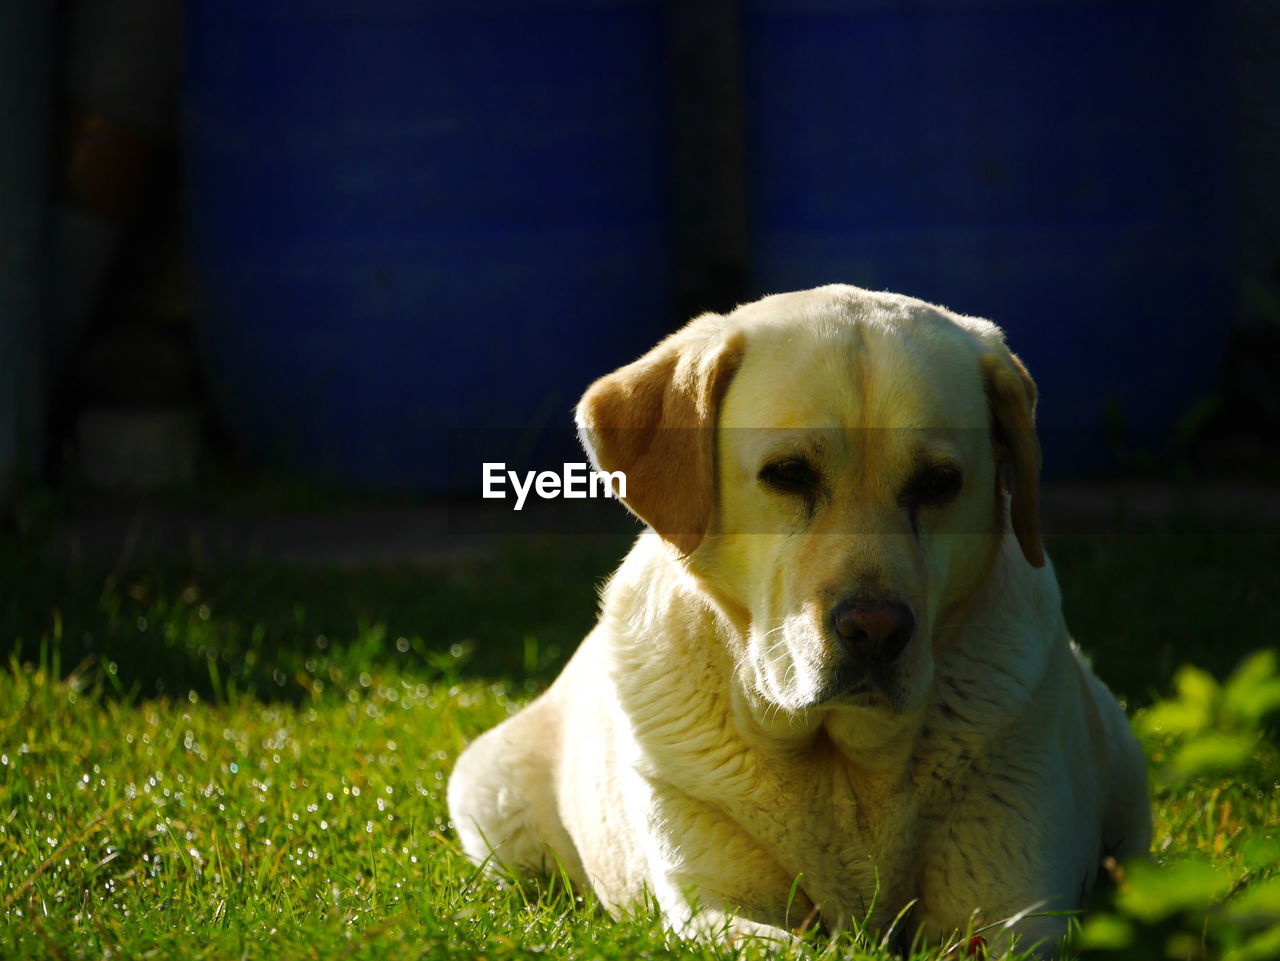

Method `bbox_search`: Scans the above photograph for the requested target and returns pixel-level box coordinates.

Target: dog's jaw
[730,629,936,758]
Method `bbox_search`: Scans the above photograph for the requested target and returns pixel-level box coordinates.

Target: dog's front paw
[673,909,801,952]
[721,916,815,955]
[724,917,791,943]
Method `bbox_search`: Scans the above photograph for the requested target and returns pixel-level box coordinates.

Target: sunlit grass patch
[0,646,509,957]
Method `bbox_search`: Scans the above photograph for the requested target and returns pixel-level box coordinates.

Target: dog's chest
[717,740,928,925]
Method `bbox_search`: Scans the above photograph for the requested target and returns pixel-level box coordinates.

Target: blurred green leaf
[1140,700,1212,737]
[1242,837,1280,872]
[1223,649,1280,724]
[1117,859,1235,923]
[1224,877,1280,926]
[1164,931,1206,960]
[1226,649,1277,693]
[1172,733,1259,778]
[1177,665,1221,712]
[1139,665,1221,737]
[1224,924,1280,961]
[1075,913,1134,950]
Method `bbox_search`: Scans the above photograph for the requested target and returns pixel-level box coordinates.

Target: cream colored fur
[447,285,1151,956]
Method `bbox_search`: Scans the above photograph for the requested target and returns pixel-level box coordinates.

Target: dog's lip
[814,678,877,706]
[820,661,877,701]
[822,686,878,706]
[815,667,905,711]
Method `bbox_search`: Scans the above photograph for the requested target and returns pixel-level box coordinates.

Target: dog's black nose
[831,596,915,663]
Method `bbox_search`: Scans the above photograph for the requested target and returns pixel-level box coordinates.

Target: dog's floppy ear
[982,349,1045,568]
[576,313,743,555]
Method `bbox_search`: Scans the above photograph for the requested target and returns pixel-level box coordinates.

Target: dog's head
[577,285,1042,722]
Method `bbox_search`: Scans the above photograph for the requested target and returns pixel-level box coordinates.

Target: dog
[447,285,1151,955]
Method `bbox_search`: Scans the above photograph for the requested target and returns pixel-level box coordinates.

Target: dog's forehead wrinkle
[725,313,991,437]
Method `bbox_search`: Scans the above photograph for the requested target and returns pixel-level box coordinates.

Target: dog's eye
[906,464,963,507]
[759,458,818,494]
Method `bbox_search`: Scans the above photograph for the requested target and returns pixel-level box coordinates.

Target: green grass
[1,525,1277,959]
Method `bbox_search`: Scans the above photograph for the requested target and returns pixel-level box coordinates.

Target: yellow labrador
[447,285,1151,955]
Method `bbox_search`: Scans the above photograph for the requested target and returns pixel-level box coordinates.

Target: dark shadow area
[1051,528,1280,706]
[3,495,1277,709]
[0,529,634,704]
